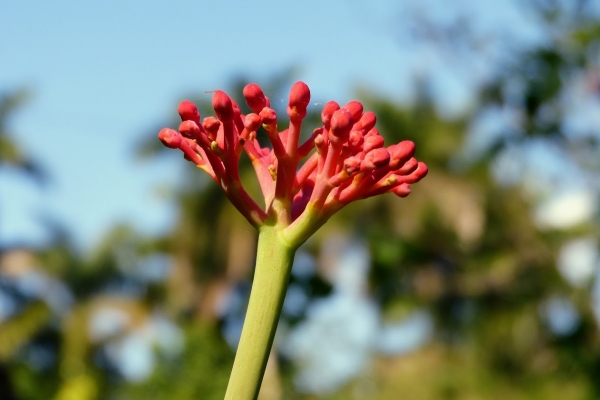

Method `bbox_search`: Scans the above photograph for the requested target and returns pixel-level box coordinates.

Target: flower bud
[396,157,418,175]
[348,131,364,151]
[321,101,340,126]
[244,113,262,132]
[178,100,200,124]
[259,107,277,125]
[212,90,234,121]
[363,135,385,153]
[287,81,311,120]
[403,162,428,183]
[388,141,415,169]
[344,156,362,175]
[314,134,325,153]
[330,108,354,144]
[243,83,268,113]
[362,148,390,170]
[392,183,411,197]
[179,120,203,140]
[356,111,376,132]
[365,128,379,138]
[158,128,182,149]
[343,100,363,122]
[202,117,221,141]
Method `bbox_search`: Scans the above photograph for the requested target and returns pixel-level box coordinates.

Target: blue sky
[1,1,422,250]
[1,0,533,250]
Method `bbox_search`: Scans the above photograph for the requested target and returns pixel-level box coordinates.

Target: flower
[158,81,428,245]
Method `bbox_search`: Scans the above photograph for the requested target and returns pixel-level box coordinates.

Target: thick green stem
[224,226,296,400]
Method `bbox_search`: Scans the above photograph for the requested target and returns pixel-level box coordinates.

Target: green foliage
[0,302,51,362]
[0,89,46,183]
[113,324,234,400]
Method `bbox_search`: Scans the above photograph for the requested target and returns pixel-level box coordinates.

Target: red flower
[158,82,427,243]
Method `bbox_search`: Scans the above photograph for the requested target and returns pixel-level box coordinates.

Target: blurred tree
[0,89,46,184]
[0,88,49,400]
[127,11,600,392]
[314,0,600,398]
[325,88,595,399]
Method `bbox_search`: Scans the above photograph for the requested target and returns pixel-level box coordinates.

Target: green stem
[284,203,330,246]
[224,226,296,400]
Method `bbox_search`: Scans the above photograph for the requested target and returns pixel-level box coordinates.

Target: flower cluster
[158,81,427,245]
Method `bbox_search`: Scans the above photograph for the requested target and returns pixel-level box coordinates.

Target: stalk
[159,82,428,399]
[224,226,296,400]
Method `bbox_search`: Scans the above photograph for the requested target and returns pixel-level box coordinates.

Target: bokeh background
[2,1,600,399]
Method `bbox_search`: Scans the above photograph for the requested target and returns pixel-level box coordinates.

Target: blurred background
[2,0,600,399]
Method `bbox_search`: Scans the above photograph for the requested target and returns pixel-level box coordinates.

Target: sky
[0,1,423,250]
[0,0,542,251]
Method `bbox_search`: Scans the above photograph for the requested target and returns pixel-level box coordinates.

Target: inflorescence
[158,81,427,244]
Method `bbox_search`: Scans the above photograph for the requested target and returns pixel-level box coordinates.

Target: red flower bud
[343,100,363,122]
[178,100,200,124]
[158,128,182,149]
[287,81,311,120]
[362,148,390,170]
[244,113,262,132]
[179,120,203,140]
[363,135,385,153]
[356,111,376,132]
[259,107,277,125]
[403,162,428,183]
[243,83,268,114]
[396,157,418,175]
[388,141,415,169]
[330,109,354,144]
[365,128,379,138]
[314,134,325,152]
[212,90,234,121]
[348,131,364,151]
[344,156,362,175]
[321,101,340,127]
[202,117,221,141]
[392,183,411,197]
